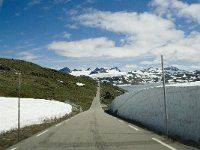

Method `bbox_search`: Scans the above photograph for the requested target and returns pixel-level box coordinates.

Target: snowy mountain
[127,66,200,84]
[90,68,108,74]
[59,66,200,85]
[110,67,121,72]
[69,67,126,80]
[164,66,187,74]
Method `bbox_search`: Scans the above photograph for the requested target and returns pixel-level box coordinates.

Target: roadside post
[17,72,21,142]
[161,55,168,137]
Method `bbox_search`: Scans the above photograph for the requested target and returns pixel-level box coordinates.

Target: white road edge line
[128,125,139,131]
[56,123,62,127]
[36,130,48,137]
[118,120,124,123]
[152,138,177,150]
[10,148,17,150]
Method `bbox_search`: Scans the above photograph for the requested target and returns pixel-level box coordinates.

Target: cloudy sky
[0,0,200,71]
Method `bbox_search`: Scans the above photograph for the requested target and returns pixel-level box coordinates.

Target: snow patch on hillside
[71,69,126,78]
[76,82,85,86]
[0,97,72,133]
[71,70,91,76]
[90,70,126,78]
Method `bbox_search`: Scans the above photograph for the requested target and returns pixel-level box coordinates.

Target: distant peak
[86,68,91,71]
[90,67,107,75]
[73,69,82,71]
[110,67,121,72]
[59,67,71,74]
[164,66,179,71]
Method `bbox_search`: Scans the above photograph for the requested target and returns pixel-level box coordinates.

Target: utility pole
[18,72,21,142]
[161,55,168,137]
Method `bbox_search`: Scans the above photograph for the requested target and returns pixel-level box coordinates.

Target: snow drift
[0,97,72,133]
[110,82,200,144]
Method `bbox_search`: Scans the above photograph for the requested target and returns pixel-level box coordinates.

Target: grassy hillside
[0,58,126,149]
[0,58,97,110]
[100,82,125,106]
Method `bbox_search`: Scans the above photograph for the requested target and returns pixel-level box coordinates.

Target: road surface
[7,86,198,150]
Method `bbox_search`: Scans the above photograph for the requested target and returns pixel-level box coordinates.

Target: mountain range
[59,66,200,85]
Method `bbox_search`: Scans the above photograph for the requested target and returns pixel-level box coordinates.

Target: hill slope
[0,58,97,110]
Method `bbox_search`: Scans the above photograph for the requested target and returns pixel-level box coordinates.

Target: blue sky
[0,0,200,71]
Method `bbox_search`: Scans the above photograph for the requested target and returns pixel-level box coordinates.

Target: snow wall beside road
[110,86,200,144]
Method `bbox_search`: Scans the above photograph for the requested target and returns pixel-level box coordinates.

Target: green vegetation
[0,58,126,150]
[0,112,77,150]
[100,82,125,107]
[0,58,97,110]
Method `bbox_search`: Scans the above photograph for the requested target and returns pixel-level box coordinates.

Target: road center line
[55,123,62,127]
[152,138,177,150]
[36,130,48,137]
[128,125,139,131]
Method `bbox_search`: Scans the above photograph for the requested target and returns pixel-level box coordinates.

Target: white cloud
[124,64,142,71]
[77,10,183,41]
[49,10,200,63]
[140,59,161,65]
[76,10,184,49]
[151,0,200,24]
[170,64,200,71]
[63,32,71,39]
[18,48,40,61]
[66,9,78,15]
[18,51,39,61]
[76,10,200,61]
[152,31,200,61]
[48,37,140,58]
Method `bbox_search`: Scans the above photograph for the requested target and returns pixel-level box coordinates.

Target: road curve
[7,85,198,150]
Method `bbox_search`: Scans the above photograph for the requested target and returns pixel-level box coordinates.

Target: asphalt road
[7,85,198,150]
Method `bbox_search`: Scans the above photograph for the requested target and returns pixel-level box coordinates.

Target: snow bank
[165,81,200,87]
[0,97,72,133]
[110,83,200,144]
